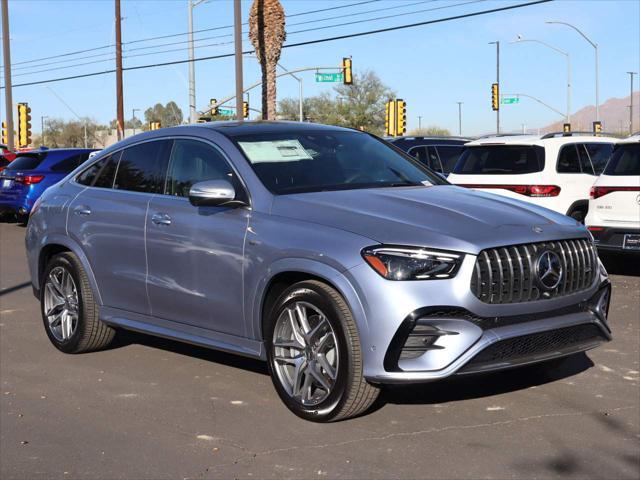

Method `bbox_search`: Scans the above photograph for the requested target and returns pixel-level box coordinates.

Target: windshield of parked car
[604,143,640,175]
[232,131,444,194]
[453,145,545,175]
[4,153,45,170]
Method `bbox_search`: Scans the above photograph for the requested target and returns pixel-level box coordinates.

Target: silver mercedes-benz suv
[25,122,611,422]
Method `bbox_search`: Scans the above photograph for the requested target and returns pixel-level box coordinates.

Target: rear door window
[557,145,581,173]
[453,146,544,174]
[604,144,640,175]
[408,146,442,172]
[580,143,614,175]
[434,145,465,174]
[114,140,172,194]
[50,153,92,172]
[92,153,121,189]
[4,154,45,171]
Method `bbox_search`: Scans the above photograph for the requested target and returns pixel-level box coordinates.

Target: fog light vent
[399,325,449,360]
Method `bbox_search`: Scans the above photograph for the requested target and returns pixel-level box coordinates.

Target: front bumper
[365,281,611,383]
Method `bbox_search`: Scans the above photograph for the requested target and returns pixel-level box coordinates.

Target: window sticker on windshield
[238,140,313,163]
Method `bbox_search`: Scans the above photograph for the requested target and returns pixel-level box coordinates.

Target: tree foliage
[37,117,107,148]
[408,126,451,136]
[143,101,184,128]
[278,70,395,136]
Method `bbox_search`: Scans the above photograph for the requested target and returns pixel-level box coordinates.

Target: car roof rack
[539,131,618,139]
[475,133,530,139]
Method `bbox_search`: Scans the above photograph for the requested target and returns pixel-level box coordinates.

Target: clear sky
[1,0,639,136]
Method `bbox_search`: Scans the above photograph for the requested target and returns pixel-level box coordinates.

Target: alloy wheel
[272,301,339,406]
[44,266,79,342]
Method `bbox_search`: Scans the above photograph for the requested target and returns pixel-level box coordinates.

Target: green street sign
[218,107,234,116]
[315,72,343,83]
[501,97,520,105]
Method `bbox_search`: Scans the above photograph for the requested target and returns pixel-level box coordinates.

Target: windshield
[4,153,45,171]
[232,131,443,194]
[453,145,545,175]
[604,143,640,175]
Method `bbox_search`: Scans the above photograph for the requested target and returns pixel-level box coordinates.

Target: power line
[11,0,480,77]
[2,1,552,90]
[9,0,435,73]
[4,0,381,69]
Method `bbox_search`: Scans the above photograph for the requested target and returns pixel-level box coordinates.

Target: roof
[466,133,618,147]
[195,120,355,136]
[616,133,640,144]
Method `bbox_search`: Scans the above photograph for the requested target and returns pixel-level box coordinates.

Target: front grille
[471,239,597,304]
[460,323,607,372]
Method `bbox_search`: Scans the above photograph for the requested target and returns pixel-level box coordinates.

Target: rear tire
[41,252,115,353]
[265,280,379,422]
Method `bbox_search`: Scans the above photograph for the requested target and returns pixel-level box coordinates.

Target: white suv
[447,133,616,222]
[585,134,640,253]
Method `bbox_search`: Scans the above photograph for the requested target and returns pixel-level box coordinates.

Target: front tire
[41,252,116,353]
[265,280,379,422]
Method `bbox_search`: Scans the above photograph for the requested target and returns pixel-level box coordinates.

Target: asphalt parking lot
[1,222,638,479]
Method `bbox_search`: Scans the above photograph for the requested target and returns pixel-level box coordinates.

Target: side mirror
[188,179,237,207]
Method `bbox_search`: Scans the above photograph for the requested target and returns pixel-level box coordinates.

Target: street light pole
[41,116,48,146]
[418,116,422,130]
[456,102,463,135]
[233,0,244,123]
[188,0,207,124]
[489,41,500,134]
[546,21,599,122]
[512,36,571,123]
[628,72,637,135]
[2,0,15,150]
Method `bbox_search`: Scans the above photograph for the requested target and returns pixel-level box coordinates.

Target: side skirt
[100,306,266,360]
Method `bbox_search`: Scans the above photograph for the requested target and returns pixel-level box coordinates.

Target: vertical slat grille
[471,239,597,304]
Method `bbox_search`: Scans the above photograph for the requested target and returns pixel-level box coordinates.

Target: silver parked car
[26,122,612,422]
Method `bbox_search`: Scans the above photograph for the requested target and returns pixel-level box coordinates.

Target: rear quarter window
[50,153,92,172]
[453,145,544,175]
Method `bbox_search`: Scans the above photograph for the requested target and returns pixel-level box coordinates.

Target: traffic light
[563,123,571,134]
[17,103,32,147]
[491,83,499,111]
[593,121,602,135]
[342,57,353,85]
[395,99,406,136]
[210,98,218,116]
[385,100,396,137]
[243,101,249,119]
[1,121,8,145]
[149,121,161,130]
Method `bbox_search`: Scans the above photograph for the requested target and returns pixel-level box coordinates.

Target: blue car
[0,148,97,222]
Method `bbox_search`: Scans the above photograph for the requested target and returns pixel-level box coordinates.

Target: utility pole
[418,116,422,130]
[233,0,244,123]
[1,0,15,150]
[132,108,139,135]
[41,116,48,146]
[456,102,463,136]
[628,72,637,134]
[489,41,500,134]
[115,0,124,141]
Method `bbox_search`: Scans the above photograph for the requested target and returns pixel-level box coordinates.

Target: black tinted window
[114,140,171,193]
[604,144,640,175]
[454,146,544,174]
[165,139,239,197]
[409,146,442,172]
[557,145,581,173]
[77,157,107,186]
[435,145,465,174]
[5,154,44,170]
[93,154,120,188]
[581,143,614,175]
[50,153,90,172]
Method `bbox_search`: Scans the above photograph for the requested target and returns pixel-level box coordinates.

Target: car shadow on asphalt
[599,252,640,276]
[112,330,269,376]
[374,352,594,409]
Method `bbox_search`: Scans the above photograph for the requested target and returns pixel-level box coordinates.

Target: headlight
[362,246,463,280]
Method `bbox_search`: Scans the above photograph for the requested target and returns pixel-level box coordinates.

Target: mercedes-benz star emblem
[536,250,563,291]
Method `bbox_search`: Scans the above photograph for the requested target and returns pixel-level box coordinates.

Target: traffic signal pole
[1,0,15,150]
[489,41,500,134]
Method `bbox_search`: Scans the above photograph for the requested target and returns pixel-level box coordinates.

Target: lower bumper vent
[459,323,607,373]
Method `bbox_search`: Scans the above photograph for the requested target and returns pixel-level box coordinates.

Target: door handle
[151,213,172,226]
[73,205,91,216]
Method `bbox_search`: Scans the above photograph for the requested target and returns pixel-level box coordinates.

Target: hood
[271,185,586,254]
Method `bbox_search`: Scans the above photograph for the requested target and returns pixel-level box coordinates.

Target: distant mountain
[541,91,639,135]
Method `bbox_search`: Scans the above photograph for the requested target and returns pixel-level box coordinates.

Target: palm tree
[249,0,286,120]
